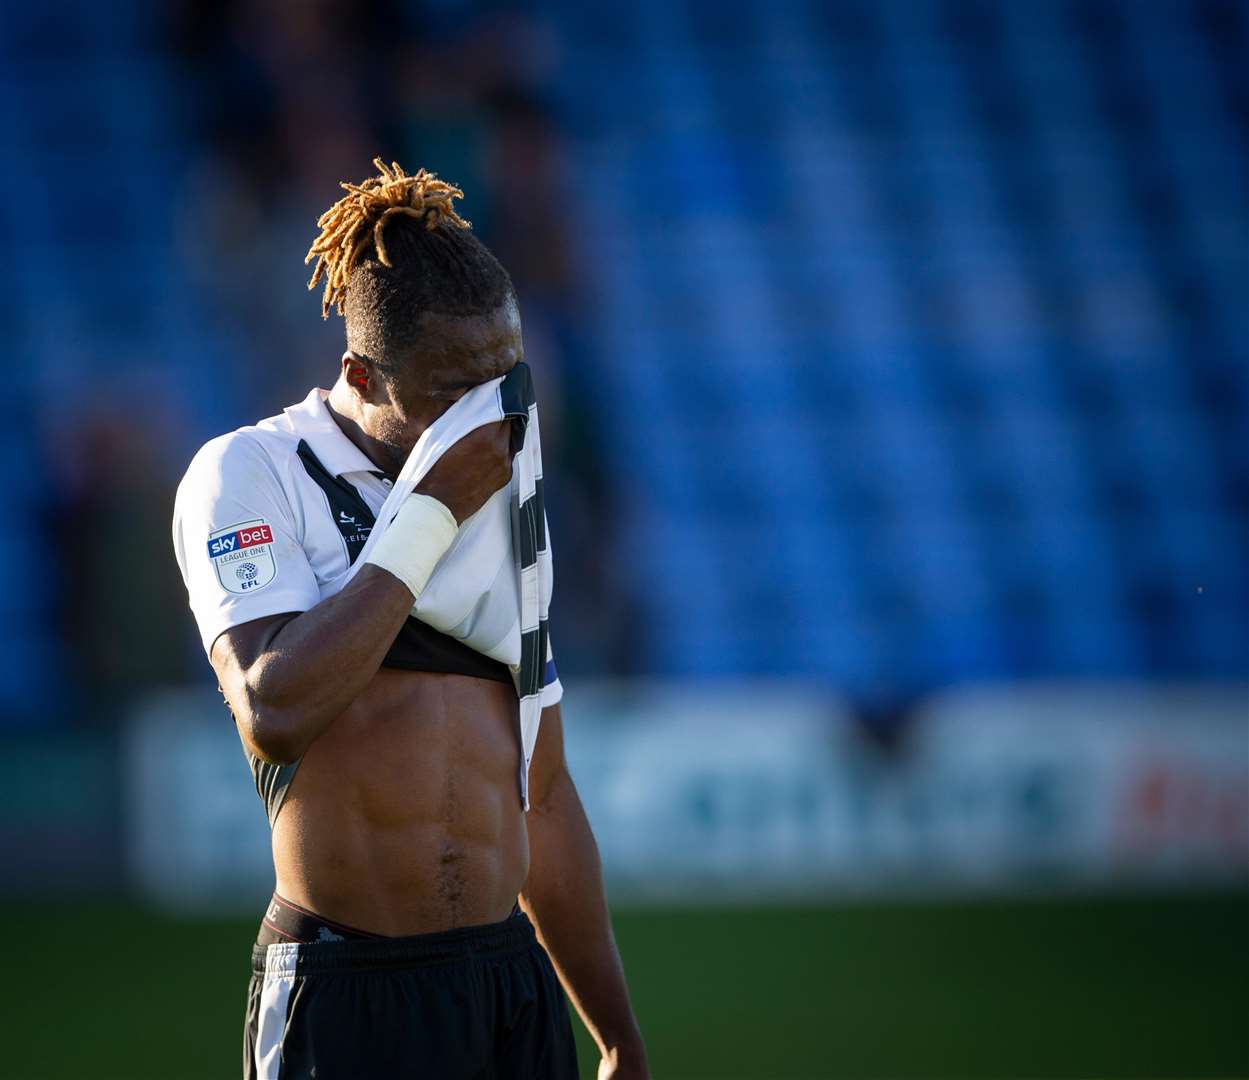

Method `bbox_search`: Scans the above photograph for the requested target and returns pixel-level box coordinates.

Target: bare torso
[271,668,527,936]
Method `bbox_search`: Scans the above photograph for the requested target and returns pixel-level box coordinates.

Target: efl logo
[207,523,274,559]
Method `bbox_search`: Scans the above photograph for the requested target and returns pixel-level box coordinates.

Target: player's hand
[597,1043,650,1080]
[415,420,514,524]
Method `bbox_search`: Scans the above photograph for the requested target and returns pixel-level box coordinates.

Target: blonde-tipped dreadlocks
[305,158,473,319]
[305,157,514,374]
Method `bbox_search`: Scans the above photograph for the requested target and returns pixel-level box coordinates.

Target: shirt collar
[282,388,382,479]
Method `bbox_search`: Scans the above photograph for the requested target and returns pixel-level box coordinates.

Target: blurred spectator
[51,396,197,724]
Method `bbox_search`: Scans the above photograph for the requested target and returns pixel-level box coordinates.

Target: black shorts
[243,910,579,1079]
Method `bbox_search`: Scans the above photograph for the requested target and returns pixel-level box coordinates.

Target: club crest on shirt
[206,519,278,595]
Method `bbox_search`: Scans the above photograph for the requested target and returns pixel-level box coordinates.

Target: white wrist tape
[364,493,459,600]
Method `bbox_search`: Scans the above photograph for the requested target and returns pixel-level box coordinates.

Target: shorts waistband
[259,893,384,946]
[251,909,536,976]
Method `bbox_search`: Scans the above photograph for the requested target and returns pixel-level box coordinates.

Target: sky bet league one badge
[207,519,278,594]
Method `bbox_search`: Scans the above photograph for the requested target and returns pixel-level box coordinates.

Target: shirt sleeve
[172,432,321,656]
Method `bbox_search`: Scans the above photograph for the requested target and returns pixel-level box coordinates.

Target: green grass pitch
[5,891,1246,1078]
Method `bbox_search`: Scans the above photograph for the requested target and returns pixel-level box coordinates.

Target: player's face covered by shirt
[345,298,525,474]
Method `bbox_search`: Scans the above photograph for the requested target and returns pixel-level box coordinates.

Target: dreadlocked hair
[304,158,514,374]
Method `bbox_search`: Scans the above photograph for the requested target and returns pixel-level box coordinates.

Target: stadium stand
[547,0,1247,696]
[0,0,1244,722]
[0,2,241,721]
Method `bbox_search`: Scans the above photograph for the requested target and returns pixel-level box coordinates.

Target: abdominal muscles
[270,669,528,936]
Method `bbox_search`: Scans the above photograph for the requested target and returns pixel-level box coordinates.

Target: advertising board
[124,681,1248,909]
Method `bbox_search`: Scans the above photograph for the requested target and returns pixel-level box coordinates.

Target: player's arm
[521,703,650,1080]
[211,565,415,764]
[208,422,514,766]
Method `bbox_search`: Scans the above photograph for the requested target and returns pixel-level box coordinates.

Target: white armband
[364,494,459,600]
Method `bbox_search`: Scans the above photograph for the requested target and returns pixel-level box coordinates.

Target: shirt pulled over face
[171,385,560,707]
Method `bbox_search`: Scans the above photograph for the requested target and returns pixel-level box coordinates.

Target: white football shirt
[171,388,562,707]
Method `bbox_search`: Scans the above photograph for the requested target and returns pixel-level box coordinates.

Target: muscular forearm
[219,565,414,762]
[521,769,648,1072]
